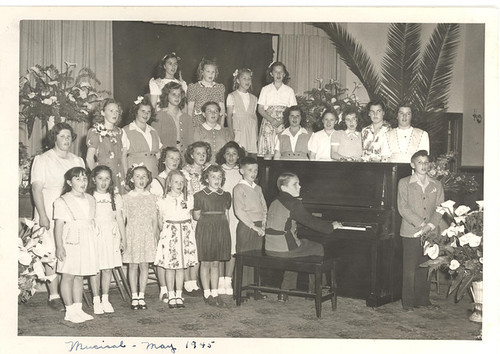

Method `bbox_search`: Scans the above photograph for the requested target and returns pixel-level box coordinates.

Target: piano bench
[234,250,338,318]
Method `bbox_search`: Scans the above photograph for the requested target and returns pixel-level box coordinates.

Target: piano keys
[257,159,412,307]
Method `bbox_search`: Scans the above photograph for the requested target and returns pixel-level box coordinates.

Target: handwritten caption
[65,339,216,353]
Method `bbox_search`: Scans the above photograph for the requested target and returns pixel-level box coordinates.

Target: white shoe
[76,308,94,321]
[101,301,115,313]
[225,278,233,296]
[93,301,104,315]
[64,311,86,324]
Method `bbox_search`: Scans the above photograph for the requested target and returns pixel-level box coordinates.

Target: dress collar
[281,127,308,137]
[202,187,224,195]
[202,122,222,131]
[345,130,360,138]
[222,163,239,171]
[129,121,152,134]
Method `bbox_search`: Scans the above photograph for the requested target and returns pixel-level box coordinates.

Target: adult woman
[31,122,85,311]
[330,107,363,161]
[273,105,310,160]
[149,52,187,111]
[361,99,392,161]
[122,97,162,178]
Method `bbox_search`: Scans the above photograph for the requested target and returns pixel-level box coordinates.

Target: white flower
[451,239,457,248]
[454,216,466,224]
[468,233,482,247]
[48,81,58,86]
[459,232,475,246]
[80,82,91,88]
[19,251,32,266]
[479,257,483,264]
[80,109,88,115]
[42,98,53,105]
[68,94,76,102]
[449,259,460,270]
[476,200,484,210]
[423,243,439,260]
[23,218,35,229]
[134,96,144,105]
[331,97,337,103]
[79,89,88,99]
[441,200,456,210]
[60,116,66,122]
[32,259,46,279]
[455,205,471,216]
[32,242,49,258]
[28,92,36,99]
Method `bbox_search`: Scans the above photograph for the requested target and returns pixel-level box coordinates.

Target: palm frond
[416,23,461,113]
[380,23,422,112]
[314,23,381,100]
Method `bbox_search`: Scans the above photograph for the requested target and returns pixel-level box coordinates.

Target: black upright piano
[257,159,412,307]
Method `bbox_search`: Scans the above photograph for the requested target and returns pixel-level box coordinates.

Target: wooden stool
[235,250,338,318]
[82,266,132,307]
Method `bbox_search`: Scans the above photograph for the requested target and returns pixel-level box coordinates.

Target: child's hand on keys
[332,221,342,229]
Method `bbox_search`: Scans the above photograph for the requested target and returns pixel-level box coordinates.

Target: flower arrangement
[420,200,483,302]
[18,218,56,303]
[427,152,479,194]
[19,61,110,138]
[19,142,34,195]
[296,79,364,132]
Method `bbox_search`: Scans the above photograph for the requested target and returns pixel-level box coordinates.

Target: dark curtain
[113,21,274,124]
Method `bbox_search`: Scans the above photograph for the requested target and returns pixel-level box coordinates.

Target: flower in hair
[131,162,145,169]
[268,61,276,69]
[232,69,239,78]
[134,96,144,105]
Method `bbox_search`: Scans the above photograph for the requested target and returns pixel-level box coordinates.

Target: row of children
[54,137,277,323]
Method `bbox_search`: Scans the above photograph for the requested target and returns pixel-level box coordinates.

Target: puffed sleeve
[30,153,46,186]
[53,197,70,221]
[226,92,235,107]
[288,86,297,106]
[86,128,100,149]
[149,78,161,95]
[193,191,202,211]
[186,194,194,210]
[216,83,225,103]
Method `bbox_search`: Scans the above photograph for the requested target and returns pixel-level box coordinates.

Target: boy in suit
[397,150,444,311]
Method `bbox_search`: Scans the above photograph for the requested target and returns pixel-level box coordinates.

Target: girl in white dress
[88,165,126,314]
[155,170,198,309]
[54,167,99,323]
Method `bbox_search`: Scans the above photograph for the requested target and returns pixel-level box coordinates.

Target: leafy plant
[314,23,461,134]
[420,201,483,302]
[428,151,479,194]
[19,61,110,138]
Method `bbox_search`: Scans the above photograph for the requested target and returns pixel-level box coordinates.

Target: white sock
[168,291,175,300]
[132,293,139,299]
[211,289,218,297]
[138,292,145,299]
[160,286,168,294]
[49,294,60,301]
[190,280,199,290]
[203,289,211,298]
[74,302,83,311]
[218,277,225,287]
[66,303,75,313]
[102,294,109,302]
[184,281,193,292]
[93,296,100,304]
[175,290,183,298]
[225,277,232,286]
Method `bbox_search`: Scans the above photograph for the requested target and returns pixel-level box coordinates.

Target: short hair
[397,104,413,113]
[215,141,246,165]
[185,141,212,165]
[197,58,219,81]
[158,81,186,110]
[367,99,386,113]
[201,164,226,187]
[411,150,429,163]
[93,98,123,126]
[125,165,152,190]
[283,105,306,128]
[88,165,117,211]
[61,166,87,195]
[159,146,182,173]
[343,106,359,120]
[266,61,290,84]
[276,172,298,191]
[232,68,253,91]
[321,109,339,121]
[164,169,188,199]
[239,156,258,167]
[47,122,77,149]
[129,96,154,124]
[201,101,221,113]
[153,52,181,80]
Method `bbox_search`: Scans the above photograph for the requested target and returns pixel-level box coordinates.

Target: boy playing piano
[265,172,341,301]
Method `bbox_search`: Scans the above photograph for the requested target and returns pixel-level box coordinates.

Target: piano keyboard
[337,224,367,231]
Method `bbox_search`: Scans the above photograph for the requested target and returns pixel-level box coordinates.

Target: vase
[469,280,483,323]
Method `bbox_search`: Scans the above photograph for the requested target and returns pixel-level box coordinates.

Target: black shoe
[131,298,139,310]
[48,298,65,312]
[138,298,147,310]
[277,293,289,302]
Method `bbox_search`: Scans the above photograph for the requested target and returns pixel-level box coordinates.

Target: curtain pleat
[19,20,112,158]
